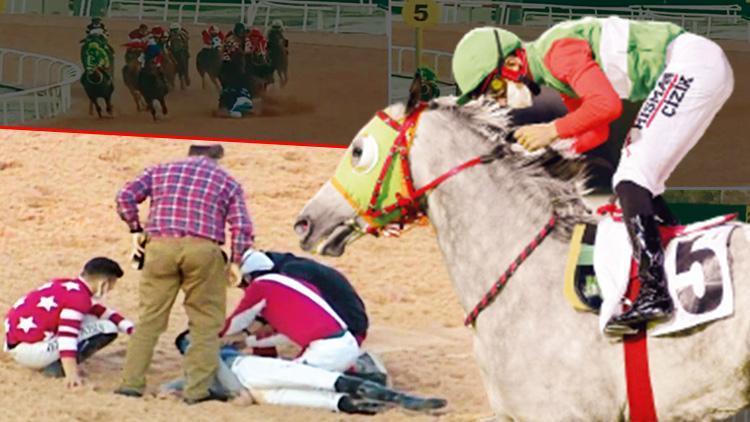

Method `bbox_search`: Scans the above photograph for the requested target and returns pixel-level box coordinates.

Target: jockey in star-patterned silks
[451,17,734,333]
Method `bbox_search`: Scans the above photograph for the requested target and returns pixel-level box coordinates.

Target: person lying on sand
[4,257,133,388]
[161,331,447,415]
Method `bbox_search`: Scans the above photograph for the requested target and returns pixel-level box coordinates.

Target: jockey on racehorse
[201,24,225,47]
[168,22,190,44]
[246,27,268,59]
[146,25,167,68]
[451,17,734,333]
[125,23,150,66]
[81,25,114,75]
[85,17,110,38]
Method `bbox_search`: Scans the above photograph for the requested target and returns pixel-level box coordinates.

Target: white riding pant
[230,354,344,411]
[5,316,117,369]
[612,33,734,195]
[294,331,360,372]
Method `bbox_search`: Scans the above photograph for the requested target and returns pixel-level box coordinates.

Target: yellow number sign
[403,0,440,29]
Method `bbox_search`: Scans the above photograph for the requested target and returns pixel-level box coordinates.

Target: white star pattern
[12,297,25,309]
[37,296,58,312]
[17,317,37,333]
[61,282,80,292]
[43,331,54,340]
[37,282,53,291]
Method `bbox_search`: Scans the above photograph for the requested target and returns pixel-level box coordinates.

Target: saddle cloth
[564,214,739,336]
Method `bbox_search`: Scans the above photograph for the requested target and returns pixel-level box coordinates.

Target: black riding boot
[605,182,675,332]
[334,375,446,411]
[42,333,118,378]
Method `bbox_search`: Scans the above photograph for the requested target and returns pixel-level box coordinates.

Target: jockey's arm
[559,94,611,153]
[546,39,623,153]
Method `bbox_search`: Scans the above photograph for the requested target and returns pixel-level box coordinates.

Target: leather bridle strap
[465,215,557,327]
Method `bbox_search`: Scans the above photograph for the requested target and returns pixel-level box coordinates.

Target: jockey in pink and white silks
[451,16,734,333]
[221,250,361,373]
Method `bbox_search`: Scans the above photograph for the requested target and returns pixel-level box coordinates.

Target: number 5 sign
[403,0,441,29]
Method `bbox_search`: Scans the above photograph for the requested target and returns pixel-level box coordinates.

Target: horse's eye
[351,135,379,173]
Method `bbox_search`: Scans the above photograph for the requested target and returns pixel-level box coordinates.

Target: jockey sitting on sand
[162,331,446,414]
[451,17,734,334]
[220,249,363,373]
[240,250,369,346]
[4,257,133,388]
[202,25,225,47]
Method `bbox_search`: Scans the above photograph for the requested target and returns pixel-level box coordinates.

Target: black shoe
[114,387,143,398]
[608,214,674,328]
[183,390,229,405]
[339,376,446,412]
[337,395,390,415]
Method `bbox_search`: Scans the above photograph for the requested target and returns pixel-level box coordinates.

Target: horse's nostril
[294,217,312,238]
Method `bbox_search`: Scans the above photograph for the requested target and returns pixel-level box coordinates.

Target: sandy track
[0,130,492,421]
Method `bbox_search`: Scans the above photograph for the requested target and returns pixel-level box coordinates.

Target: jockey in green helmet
[451,17,734,334]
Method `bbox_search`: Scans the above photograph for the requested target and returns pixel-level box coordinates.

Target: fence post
[194,0,200,23]
[334,5,340,33]
[163,0,169,21]
[178,4,183,23]
[240,0,245,24]
[706,16,712,37]
[264,5,270,28]
[17,55,24,86]
[138,0,143,20]
[303,5,308,32]
[106,0,114,17]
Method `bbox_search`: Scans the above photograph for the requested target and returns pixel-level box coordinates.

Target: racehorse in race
[137,57,169,121]
[166,25,191,90]
[196,33,223,91]
[266,20,289,87]
[80,32,115,118]
[122,47,146,111]
[294,84,750,419]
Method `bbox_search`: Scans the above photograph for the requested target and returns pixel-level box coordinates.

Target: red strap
[623,261,658,422]
[376,110,402,131]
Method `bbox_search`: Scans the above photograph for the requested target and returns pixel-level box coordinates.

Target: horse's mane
[426,96,596,236]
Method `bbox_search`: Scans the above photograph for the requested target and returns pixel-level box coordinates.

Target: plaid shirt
[116,156,253,263]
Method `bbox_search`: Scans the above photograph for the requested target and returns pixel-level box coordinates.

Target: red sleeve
[90,303,134,334]
[220,284,265,337]
[559,93,611,153]
[57,293,92,358]
[545,39,622,151]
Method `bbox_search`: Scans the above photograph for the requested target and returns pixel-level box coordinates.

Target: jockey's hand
[514,123,559,152]
[66,373,85,389]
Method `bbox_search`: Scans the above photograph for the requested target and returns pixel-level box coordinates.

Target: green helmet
[452,27,522,105]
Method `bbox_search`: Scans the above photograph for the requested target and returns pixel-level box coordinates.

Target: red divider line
[0,125,348,150]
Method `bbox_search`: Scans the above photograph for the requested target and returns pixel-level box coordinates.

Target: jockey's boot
[337,396,390,415]
[654,195,680,226]
[334,375,447,411]
[608,213,674,329]
[78,333,118,363]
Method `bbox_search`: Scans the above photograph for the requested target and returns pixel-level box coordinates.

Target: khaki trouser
[119,236,227,400]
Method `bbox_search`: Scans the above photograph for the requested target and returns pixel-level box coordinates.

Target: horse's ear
[406,71,422,115]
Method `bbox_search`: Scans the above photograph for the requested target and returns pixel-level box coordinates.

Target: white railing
[391,45,453,83]
[103,0,386,34]
[0,49,82,125]
[388,0,749,42]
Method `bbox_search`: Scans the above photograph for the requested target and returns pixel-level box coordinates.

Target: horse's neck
[410,114,568,314]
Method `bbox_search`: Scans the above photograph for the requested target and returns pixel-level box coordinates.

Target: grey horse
[294,92,750,420]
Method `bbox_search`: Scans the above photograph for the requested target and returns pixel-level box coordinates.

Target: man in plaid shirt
[114,144,254,404]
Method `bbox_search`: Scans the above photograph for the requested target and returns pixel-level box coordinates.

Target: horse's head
[296,78,590,256]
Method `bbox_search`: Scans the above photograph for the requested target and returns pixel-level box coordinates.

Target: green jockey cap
[452,27,522,105]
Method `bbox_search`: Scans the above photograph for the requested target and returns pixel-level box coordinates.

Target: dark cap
[188,144,224,159]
